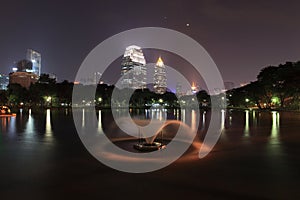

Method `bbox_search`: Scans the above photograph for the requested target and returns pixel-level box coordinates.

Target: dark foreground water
[0,108,300,199]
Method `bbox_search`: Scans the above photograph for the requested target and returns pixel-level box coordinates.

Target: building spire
[156,56,164,67]
[154,56,167,94]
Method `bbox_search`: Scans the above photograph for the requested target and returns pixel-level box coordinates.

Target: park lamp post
[45,96,52,107]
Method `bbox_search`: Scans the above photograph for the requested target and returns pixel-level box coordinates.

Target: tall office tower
[176,82,183,97]
[153,57,167,94]
[93,72,102,85]
[121,45,146,89]
[15,59,33,72]
[26,49,41,76]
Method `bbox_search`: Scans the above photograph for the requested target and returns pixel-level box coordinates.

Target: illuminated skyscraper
[26,49,41,76]
[153,57,167,94]
[121,45,146,89]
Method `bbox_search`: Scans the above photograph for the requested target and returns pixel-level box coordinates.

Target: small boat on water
[0,106,16,117]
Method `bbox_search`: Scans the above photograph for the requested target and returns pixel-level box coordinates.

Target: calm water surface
[0,108,299,199]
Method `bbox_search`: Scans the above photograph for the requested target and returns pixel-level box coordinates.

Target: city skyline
[1,1,300,85]
[1,2,300,198]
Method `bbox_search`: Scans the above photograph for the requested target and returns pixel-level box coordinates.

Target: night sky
[1,0,300,86]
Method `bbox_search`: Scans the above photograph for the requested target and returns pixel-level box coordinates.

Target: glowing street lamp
[45,96,52,107]
[46,96,52,102]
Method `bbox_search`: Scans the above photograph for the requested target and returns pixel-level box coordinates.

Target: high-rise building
[26,49,41,76]
[153,57,167,94]
[93,72,102,85]
[121,45,146,89]
[0,74,9,90]
[176,82,183,97]
[15,59,33,72]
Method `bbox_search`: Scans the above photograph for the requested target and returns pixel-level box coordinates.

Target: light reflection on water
[82,108,85,128]
[271,111,280,144]
[181,109,186,123]
[221,109,225,130]
[45,109,53,137]
[252,110,257,126]
[0,108,299,199]
[98,110,103,133]
[0,109,57,143]
[0,108,291,148]
[191,110,197,132]
[9,116,16,135]
[244,110,249,136]
[25,109,34,137]
[202,111,206,128]
[60,108,283,146]
[150,108,167,121]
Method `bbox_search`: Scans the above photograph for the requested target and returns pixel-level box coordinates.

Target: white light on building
[121,45,146,89]
[26,49,41,76]
[153,57,167,94]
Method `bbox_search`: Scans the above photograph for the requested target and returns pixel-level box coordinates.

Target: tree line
[0,74,209,109]
[227,61,300,109]
[1,60,300,110]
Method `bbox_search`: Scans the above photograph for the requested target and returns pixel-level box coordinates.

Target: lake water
[0,108,299,199]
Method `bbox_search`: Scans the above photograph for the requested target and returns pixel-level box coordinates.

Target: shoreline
[8,105,300,113]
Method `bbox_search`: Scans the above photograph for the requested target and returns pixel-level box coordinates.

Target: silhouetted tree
[7,83,28,105]
[39,73,56,84]
[0,90,8,105]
